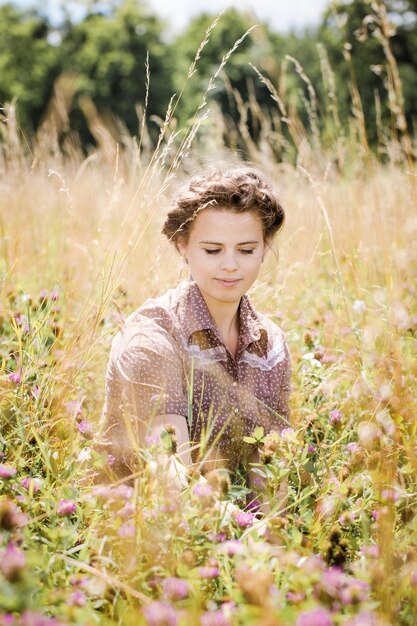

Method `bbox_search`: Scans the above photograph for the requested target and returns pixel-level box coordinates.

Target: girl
[101,165,291,506]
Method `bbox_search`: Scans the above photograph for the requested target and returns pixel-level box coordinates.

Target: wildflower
[371,510,380,522]
[329,409,342,425]
[286,591,306,604]
[0,499,28,530]
[0,464,17,479]
[68,589,87,607]
[381,488,399,502]
[0,543,26,582]
[346,443,359,454]
[107,454,116,466]
[50,290,59,301]
[112,484,133,500]
[192,482,213,499]
[339,580,369,605]
[142,601,179,626]
[208,531,227,543]
[344,611,381,625]
[219,540,244,557]
[118,502,135,519]
[21,477,41,494]
[57,499,77,516]
[162,577,191,601]
[296,607,333,626]
[281,427,295,439]
[77,420,92,437]
[117,523,135,538]
[361,545,379,559]
[199,559,219,579]
[246,497,261,513]
[234,510,254,528]
[64,400,83,418]
[8,372,21,384]
[308,445,316,454]
[200,610,231,626]
[20,610,63,626]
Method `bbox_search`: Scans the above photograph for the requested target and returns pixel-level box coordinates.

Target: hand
[156,453,189,492]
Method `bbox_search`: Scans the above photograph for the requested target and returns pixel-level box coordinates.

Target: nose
[220,252,239,272]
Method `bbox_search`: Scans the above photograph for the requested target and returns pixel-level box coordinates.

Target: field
[1,29,417,626]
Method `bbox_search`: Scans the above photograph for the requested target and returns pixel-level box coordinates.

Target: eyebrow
[198,240,260,245]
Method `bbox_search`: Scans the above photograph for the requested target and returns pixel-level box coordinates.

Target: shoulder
[109,284,188,365]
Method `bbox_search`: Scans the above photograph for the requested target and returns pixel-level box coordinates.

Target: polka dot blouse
[102,280,291,472]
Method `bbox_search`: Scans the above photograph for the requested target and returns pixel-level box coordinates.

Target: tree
[60,0,176,142]
[0,3,62,132]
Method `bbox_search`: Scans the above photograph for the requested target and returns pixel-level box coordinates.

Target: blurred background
[0,0,416,154]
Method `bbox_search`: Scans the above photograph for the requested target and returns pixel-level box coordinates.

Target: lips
[215,278,242,286]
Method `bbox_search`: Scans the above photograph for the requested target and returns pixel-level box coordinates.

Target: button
[232,381,238,387]
[234,407,239,414]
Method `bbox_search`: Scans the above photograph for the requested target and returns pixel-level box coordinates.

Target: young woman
[101,165,291,506]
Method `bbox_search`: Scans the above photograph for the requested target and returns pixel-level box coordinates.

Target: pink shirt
[102,280,291,472]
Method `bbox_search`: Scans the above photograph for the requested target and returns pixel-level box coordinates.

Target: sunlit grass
[1,7,417,624]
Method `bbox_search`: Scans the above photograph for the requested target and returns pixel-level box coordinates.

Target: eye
[204,249,220,255]
[239,249,255,255]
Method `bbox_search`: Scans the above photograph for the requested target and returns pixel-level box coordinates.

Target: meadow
[0,18,417,626]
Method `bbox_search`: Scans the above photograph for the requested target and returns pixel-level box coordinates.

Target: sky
[148,0,331,35]
[2,0,332,34]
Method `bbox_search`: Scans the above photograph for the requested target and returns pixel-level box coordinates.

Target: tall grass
[0,4,416,625]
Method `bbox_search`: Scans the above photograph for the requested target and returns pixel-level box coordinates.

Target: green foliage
[60,0,176,141]
[0,3,62,131]
[0,0,416,155]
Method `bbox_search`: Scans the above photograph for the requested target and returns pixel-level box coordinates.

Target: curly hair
[162,166,284,247]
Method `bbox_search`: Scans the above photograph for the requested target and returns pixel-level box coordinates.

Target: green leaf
[243,436,257,444]
[254,426,264,440]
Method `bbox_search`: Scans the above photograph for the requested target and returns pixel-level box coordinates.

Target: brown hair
[162,166,284,247]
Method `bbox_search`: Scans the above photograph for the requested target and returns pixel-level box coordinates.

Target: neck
[201,293,240,339]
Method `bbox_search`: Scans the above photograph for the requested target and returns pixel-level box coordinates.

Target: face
[178,208,267,310]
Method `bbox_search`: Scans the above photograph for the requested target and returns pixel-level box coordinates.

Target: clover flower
[234,510,254,528]
[21,477,41,494]
[199,559,219,579]
[0,464,17,479]
[0,543,26,582]
[20,610,64,626]
[57,499,76,516]
[344,611,381,625]
[192,482,213,499]
[162,577,191,601]
[296,607,333,626]
[200,610,231,626]
[77,420,92,437]
[220,540,244,557]
[117,523,135,538]
[68,589,87,607]
[8,372,22,384]
[0,499,28,530]
[329,409,342,425]
[142,601,179,626]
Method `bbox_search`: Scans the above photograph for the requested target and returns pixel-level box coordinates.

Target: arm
[148,413,191,467]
